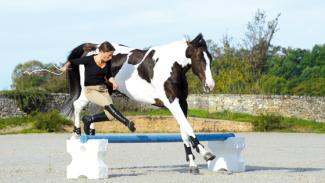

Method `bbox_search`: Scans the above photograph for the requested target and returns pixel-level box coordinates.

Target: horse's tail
[61,43,97,119]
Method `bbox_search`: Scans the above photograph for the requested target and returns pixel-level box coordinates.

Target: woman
[62,41,136,135]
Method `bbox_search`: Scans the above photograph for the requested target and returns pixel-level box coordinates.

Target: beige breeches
[84,85,114,120]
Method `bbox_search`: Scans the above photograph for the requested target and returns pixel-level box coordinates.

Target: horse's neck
[152,41,190,67]
[111,41,191,79]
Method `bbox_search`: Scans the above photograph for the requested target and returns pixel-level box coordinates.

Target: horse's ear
[190,33,203,46]
[186,45,194,58]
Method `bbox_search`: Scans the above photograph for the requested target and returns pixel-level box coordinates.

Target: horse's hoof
[189,166,200,174]
[204,152,216,161]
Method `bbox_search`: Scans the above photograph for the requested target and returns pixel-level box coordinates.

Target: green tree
[12,60,48,91]
[260,75,287,94]
[206,39,218,60]
[292,78,325,96]
[12,60,67,93]
[213,36,255,94]
[265,44,325,96]
[243,9,280,78]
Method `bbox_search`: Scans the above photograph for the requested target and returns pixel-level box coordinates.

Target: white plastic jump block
[66,139,108,179]
[66,135,245,179]
[207,137,245,172]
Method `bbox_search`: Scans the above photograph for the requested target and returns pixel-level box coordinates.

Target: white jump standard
[67,133,245,179]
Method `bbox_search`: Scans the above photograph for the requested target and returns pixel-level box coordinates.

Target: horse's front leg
[178,98,216,161]
[177,98,199,174]
[181,130,199,174]
[161,97,215,173]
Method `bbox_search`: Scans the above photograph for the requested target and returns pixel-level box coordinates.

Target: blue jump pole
[80,133,235,143]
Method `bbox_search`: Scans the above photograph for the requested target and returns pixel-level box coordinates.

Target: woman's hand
[61,62,71,72]
[108,77,118,90]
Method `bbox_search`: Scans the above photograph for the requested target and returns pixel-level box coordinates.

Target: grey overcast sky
[1,0,324,90]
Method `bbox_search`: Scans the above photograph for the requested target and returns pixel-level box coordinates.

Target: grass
[191,109,256,122]
[126,108,256,123]
[281,117,325,133]
[125,109,172,116]
[1,109,325,134]
[125,108,325,133]
[0,116,31,129]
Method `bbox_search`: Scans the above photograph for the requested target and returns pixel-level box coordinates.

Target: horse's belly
[115,64,156,104]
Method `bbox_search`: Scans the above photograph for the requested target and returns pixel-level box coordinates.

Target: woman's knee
[104,110,114,120]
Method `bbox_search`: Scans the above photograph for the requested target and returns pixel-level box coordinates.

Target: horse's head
[186,33,215,93]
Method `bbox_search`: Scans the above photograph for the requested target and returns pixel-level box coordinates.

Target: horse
[62,33,216,174]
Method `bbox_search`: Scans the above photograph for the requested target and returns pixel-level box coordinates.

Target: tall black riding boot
[82,112,108,135]
[105,104,136,132]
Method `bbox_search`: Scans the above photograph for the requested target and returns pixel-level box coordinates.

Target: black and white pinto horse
[63,34,215,173]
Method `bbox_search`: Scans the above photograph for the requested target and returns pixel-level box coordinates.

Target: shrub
[31,110,71,132]
[253,113,284,131]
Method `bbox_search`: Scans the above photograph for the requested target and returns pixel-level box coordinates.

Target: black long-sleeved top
[70,55,112,86]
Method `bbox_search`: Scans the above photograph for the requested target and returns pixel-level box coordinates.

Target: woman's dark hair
[99,41,115,52]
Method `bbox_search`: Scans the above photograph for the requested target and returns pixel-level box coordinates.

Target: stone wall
[43,93,69,111]
[188,94,325,122]
[1,93,324,122]
[0,93,155,118]
[0,95,26,117]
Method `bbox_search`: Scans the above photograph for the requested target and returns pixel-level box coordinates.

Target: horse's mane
[61,43,97,119]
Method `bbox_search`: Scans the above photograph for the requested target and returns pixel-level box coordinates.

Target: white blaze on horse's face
[187,46,215,93]
[203,51,215,92]
[186,34,215,93]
